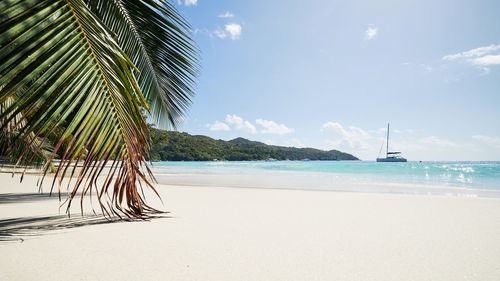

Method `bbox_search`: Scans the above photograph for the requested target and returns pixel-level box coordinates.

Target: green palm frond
[0,0,170,218]
[85,0,199,129]
[0,96,51,169]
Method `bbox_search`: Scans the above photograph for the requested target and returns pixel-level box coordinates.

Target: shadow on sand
[0,214,170,242]
[1,194,170,242]
[0,191,96,204]
[0,215,117,242]
[0,190,170,242]
[0,193,56,204]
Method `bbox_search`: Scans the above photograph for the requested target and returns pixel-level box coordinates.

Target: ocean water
[152,161,500,198]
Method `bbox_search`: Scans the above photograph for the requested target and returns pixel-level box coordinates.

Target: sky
[167,0,500,161]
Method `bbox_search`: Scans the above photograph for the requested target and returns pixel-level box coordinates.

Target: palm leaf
[0,96,52,170]
[85,0,199,129]
[0,0,161,218]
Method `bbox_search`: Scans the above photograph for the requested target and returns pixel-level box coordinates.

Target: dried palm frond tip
[0,0,199,218]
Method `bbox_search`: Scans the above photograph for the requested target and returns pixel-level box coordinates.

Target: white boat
[376,123,407,162]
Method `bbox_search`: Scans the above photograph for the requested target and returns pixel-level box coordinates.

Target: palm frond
[0,96,51,168]
[0,0,160,218]
[85,0,199,129]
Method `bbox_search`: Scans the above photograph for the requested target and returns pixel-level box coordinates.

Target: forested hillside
[149,129,358,161]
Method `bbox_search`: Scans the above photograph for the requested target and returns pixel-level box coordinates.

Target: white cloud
[255,119,295,135]
[189,28,212,37]
[350,126,370,137]
[469,55,500,66]
[184,0,197,6]
[323,122,349,136]
[442,44,500,61]
[209,115,296,136]
[472,135,500,148]
[211,23,242,40]
[206,121,230,131]
[364,26,378,40]
[225,114,256,134]
[323,122,369,138]
[289,138,305,148]
[442,44,500,75]
[218,11,234,18]
[322,122,371,150]
[225,23,242,40]
[213,29,227,39]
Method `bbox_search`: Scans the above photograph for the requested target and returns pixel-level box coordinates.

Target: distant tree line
[149,129,359,161]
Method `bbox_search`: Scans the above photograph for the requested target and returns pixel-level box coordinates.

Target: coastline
[151,160,500,199]
[1,172,500,280]
[154,170,500,198]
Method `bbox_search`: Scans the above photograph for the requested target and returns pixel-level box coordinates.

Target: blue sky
[169,0,500,161]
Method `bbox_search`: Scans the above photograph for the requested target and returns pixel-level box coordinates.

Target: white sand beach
[1,172,500,281]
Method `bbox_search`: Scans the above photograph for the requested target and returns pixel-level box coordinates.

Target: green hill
[149,129,358,161]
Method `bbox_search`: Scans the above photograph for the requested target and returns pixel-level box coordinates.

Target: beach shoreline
[1,172,500,280]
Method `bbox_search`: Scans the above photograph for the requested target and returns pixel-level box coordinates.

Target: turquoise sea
[152,161,500,198]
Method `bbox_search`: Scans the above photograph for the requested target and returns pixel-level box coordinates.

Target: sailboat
[376,123,407,162]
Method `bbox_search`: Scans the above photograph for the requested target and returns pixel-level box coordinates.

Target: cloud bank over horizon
[206,114,294,135]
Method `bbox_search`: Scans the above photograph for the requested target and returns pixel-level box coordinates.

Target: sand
[1,172,500,281]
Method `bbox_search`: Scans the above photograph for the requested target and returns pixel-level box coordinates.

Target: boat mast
[386,123,389,158]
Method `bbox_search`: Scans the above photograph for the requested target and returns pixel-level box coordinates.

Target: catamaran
[376,123,407,162]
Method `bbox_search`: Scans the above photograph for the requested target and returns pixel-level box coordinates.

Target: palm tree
[0,0,198,218]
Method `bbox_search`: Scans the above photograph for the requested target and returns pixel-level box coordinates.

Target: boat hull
[376,158,407,162]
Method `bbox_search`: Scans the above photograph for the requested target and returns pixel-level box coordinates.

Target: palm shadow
[0,214,170,242]
[0,215,112,242]
[0,193,55,204]
[0,190,170,242]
